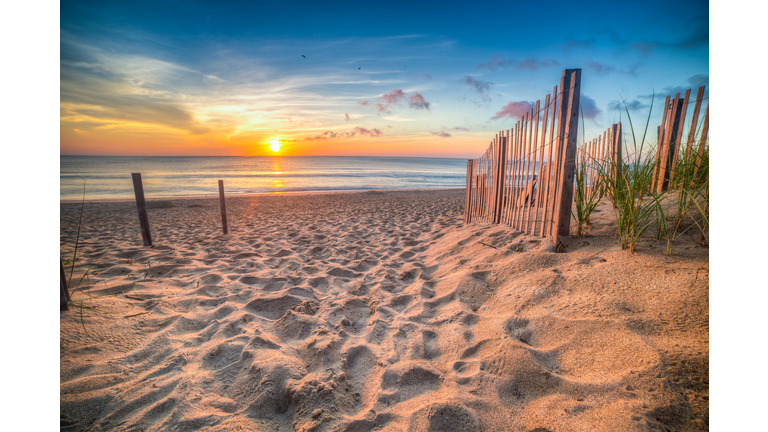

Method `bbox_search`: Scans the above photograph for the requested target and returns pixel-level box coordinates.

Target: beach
[60,189,708,431]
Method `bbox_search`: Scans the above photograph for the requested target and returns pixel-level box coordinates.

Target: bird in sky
[358,67,361,70]
[301,55,306,59]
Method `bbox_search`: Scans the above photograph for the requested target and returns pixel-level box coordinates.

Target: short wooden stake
[131,173,153,247]
[60,260,70,311]
[218,180,229,234]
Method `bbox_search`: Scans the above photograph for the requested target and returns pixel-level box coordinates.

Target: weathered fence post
[493,135,507,224]
[218,180,229,234]
[465,160,473,223]
[131,173,153,247]
[552,68,581,248]
[611,122,623,182]
[656,95,685,193]
[60,260,70,311]
[685,87,706,160]
[693,104,709,178]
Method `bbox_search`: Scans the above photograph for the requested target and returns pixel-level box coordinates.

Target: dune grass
[596,96,667,253]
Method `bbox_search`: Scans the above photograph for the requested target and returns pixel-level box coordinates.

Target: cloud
[345,113,350,121]
[408,92,431,111]
[477,56,559,72]
[353,126,383,137]
[305,127,383,141]
[661,74,709,97]
[491,101,535,121]
[360,89,431,113]
[431,131,452,138]
[580,95,601,120]
[462,76,494,104]
[608,99,648,112]
[586,60,641,76]
[376,89,405,113]
[630,41,657,54]
[278,139,297,143]
[451,127,469,131]
[639,75,709,100]
[416,73,433,80]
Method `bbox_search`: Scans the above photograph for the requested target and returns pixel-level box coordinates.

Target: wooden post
[670,89,691,174]
[552,69,581,247]
[612,122,623,181]
[218,180,229,234]
[60,260,70,311]
[502,129,512,224]
[465,160,473,223]
[657,96,684,192]
[131,173,153,247]
[525,104,539,234]
[693,104,709,178]
[494,134,507,224]
[685,86,706,160]
[653,96,671,190]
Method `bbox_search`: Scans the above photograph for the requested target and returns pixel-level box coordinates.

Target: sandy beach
[60,189,708,431]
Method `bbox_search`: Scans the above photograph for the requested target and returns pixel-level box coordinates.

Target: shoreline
[60,186,465,204]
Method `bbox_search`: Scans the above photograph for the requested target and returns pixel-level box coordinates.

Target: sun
[269,140,282,152]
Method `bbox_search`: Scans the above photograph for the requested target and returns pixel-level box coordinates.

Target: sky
[60,0,709,157]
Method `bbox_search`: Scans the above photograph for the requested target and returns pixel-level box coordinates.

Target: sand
[60,189,708,431]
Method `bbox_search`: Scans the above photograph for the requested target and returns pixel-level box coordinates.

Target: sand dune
[60,189,708,431]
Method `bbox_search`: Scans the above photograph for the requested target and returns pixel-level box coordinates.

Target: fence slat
[542,85,559,238]
[657,95,683,192]
[653,96,671,190]
[516,113,529,229]
[670,89,691,175]
[685,86,706,160]
[503,129,512,225]
[693,103,709,177]
[494,134,507,224]
[510,121,521,227]
[131,173,153,247]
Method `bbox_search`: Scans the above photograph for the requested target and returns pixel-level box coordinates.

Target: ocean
[60,156,469,201]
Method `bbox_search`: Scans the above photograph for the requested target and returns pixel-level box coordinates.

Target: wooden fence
[464,69,582,247]
[653,85,709,192]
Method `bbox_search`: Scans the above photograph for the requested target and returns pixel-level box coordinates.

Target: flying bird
[302,55,306,59]
[358,67,361,70]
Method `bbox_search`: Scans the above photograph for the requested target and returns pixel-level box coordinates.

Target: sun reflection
[271,157,284,191]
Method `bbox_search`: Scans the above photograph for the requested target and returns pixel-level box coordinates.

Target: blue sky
[60,0,709,156]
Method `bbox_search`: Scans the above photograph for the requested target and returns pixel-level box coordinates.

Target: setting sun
[269,140,282,152]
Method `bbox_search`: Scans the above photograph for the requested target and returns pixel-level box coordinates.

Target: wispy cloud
[477,56,559,72]
[491,101,535,121]
[451,126,469,131]
[359,89,430,113]
[462,76,493,105]
[585,60,640,76]
[304,127,383,141]
[638,75,709,100]
[431,131,452,138]
[345,113,350,120]
[416,72,433,80]
[608,99,648,112]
